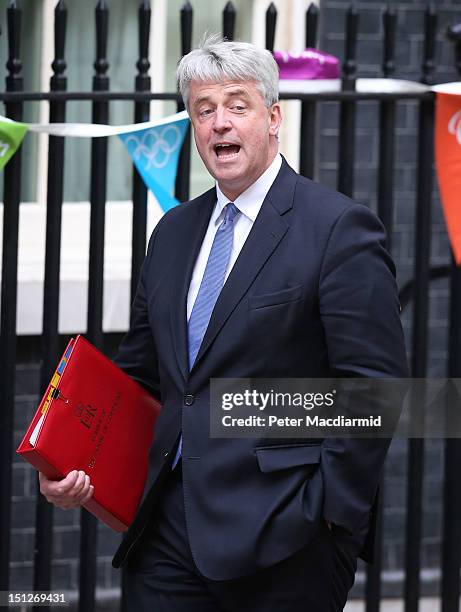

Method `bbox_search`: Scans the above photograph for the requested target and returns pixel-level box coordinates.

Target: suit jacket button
[184,394,195,406]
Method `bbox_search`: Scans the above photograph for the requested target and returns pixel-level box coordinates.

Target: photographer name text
[221,414,382,428]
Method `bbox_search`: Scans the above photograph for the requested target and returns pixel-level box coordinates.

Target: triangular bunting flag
[0,119,28,169]
[119,115,189,212]
[435,91,461,264]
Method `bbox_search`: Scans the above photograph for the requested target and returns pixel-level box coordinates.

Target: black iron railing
[1,1,461,611]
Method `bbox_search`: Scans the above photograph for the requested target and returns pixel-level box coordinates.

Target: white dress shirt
[187,154,282,320]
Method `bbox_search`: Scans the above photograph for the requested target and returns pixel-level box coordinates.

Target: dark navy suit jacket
[112,159,408,580]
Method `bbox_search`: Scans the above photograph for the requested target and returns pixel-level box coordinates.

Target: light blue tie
[172,202,240,467]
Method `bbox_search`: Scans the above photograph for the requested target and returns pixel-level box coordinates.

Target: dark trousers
[125,465,358,611]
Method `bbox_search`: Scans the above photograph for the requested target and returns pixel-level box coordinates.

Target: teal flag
[119,114,190,212]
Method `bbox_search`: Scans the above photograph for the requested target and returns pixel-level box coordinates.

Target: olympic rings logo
[448,109,461,146]
[124,125,182,169]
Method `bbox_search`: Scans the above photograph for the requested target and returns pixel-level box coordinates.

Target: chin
[213,168,241,183]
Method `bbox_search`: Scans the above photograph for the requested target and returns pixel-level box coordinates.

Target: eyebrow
[193,88,251,108]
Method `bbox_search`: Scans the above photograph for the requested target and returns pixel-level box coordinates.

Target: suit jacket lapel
[169,188,216,382]
[191,159,297,372]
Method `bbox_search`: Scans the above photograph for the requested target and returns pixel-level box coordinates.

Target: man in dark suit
[40,35,408,611]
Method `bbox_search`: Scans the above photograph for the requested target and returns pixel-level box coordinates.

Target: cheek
[194,131,211,160]
[245,129,269,157]
[193,130,204,149]
[193,124,209,146]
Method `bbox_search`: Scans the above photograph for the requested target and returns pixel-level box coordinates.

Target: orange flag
[435,90,461,264]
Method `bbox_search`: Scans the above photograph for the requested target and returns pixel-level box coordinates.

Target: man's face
[188,79,281,202]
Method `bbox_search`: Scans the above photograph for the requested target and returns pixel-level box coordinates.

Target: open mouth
[214,143,241,159]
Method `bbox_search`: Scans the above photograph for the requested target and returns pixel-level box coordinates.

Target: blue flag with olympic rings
[119,111,189,213]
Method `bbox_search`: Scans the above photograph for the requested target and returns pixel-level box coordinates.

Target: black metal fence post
[0,0,23,591]
[442,19,461,612]
[405,7,437,611]
[33,2,68,605]
[123,9,151,604]
[337,4,358,198]
[222,1,236,42]
[377,6,396,244]
[79,2,110,611]
[299,3,319,180]
[130,0,151,301]
[265,2,277,54]
[174,1,192,203]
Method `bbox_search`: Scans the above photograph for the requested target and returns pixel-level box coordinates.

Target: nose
[212,107,232,132]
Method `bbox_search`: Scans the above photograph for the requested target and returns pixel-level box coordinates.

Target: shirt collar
[214,153,282,225]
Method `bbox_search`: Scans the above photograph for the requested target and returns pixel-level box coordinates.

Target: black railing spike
[6,0,22,86]
[137,0,151,78]
[342,4,359,83]
[139,0,151,15]
[382,5,396,77]
[52,0,67,78]
[265,2,277,53]
[94,0,109,81]
[384,6,396,20]
[305,3,319,49]
[300,2,319,180]
[222,1,236,42]
[176,1,193,201]
[421,2,437,85]
[131,0,152,300]
[180,1,193,56]
[349,3,358,16]
[337,1,358,197]
[348,3,358,20]
[427,1,437,22]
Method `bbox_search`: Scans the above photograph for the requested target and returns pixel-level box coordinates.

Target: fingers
[39,470,94,510]
[39,469,78,496]
[79,480,95,505]
[57,473,93,509]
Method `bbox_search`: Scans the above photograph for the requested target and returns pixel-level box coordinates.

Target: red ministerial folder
[17,335,160,532]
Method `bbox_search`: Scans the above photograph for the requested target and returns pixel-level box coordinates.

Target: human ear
[268,103,282,136]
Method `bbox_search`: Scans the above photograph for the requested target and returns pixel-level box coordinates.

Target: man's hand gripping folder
[17,335,160,531]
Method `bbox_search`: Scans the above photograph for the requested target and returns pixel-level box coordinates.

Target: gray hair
[177,34,279,109]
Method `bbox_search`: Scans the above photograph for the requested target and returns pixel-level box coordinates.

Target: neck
[218,149,279,202]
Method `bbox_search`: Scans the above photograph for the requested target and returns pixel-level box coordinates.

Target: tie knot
[223,202,240,225]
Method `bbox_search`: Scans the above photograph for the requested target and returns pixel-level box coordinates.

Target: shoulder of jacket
[293,174,377,225]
